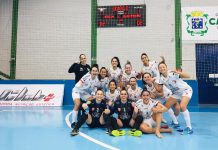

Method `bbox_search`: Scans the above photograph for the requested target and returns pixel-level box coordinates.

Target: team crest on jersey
[80,67,84,71]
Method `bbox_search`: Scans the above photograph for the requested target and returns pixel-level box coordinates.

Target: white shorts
[163,86,172,98]
[143,117,156,128]
[171,88,193,101]
[72,90,92,101]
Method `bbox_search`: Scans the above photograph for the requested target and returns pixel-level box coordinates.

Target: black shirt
[111,99,133,120]
[89,99,107,119]
[68,63,91,83]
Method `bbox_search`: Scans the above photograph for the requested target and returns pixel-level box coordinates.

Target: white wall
[97,0,176,74]
[16,0,91,79]
[0,0,12,77]
[181,0,218,79]
[2,0,216,79]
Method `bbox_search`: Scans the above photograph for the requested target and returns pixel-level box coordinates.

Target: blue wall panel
[0,80,198,106]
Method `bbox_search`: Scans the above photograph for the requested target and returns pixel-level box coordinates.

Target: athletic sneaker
[105,129,109,134]
[170,121,183,132]
[71,128,79,136]
[171,121,180,128]
[106,128,112,135]
[71,122,76,129]
[128,129,142,137]
[182,127,193,135]
[111,129,126,136]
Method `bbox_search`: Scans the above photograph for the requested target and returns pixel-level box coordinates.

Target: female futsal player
[71,89,110,136]
[71,64,99,128]
[136,90,172,138]
[158,58,193,134]
[105,79,120,103]
[97,67,109,93]
[142,72,180,127]
[120,60,141,89]
[68,54,91,83]
[127,77,142,102]
[110,88,143,137]
[140,53,160,78]
[108,57,122,89]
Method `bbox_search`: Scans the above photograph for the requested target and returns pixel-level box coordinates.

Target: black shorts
[87,117,102,128]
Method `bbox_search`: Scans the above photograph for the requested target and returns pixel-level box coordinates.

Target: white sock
[182,109,192,129]
[168,108,178,124]
[72,110,78,123]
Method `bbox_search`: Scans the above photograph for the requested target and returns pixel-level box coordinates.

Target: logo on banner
[186,11,208,36]
[0,87,55,102]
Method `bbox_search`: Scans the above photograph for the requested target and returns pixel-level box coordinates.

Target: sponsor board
[182,7,218,42]
[0,84,64,106]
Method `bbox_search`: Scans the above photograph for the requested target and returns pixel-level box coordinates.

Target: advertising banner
[0,84,64,106]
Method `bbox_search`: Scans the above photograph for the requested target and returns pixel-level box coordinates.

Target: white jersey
[73,72,99,95]
[159,71,192,94]
[144,78,172,100]
[127,86,142,102]
[108,67,122,83]
[141,61,160,78]
[121,70,139,86]
[136,99,158,119]
[97,77,109,93]
[105,89,120,102]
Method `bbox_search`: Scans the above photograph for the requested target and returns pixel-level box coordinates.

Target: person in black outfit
[71,89,110,136]
[105,88,143,136]
[68,54,91,83]
[69,54,91,128]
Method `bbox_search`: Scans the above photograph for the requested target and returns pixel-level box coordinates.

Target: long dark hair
[119,87,128,98]
[111,56,121,69]
[141,53,149,61]
[90,64,99,72]
[108,79,117,89]
[141,89,150,96]
[98,67,108,80]
[141,72,152,85]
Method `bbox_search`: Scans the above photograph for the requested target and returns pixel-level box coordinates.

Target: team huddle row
[69,53,193,138]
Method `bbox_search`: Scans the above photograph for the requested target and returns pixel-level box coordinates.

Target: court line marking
[65,111,120,150]
[0,109,120,150]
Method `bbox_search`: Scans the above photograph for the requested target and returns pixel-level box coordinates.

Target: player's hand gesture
[134,106,138,114]
[104,109,110,114]
[82,103,88,110]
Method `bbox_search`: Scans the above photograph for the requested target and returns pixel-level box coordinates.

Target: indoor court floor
[1,106,218,150]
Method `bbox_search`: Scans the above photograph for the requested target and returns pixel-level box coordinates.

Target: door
[196,44,218,104]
